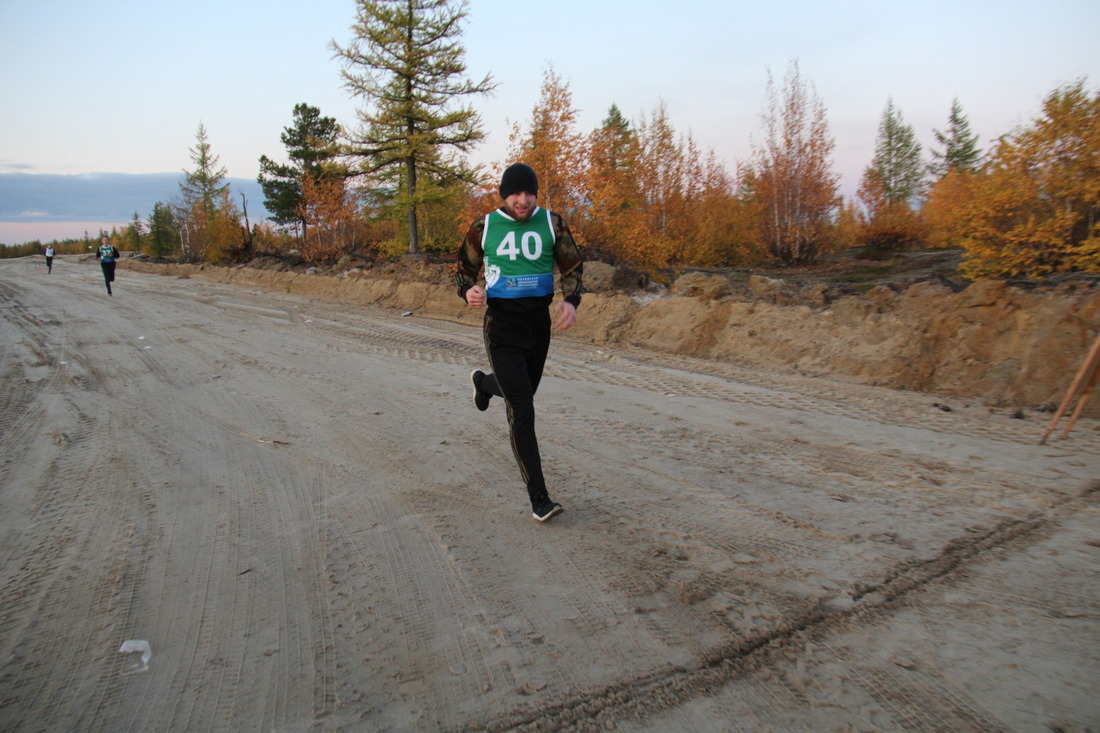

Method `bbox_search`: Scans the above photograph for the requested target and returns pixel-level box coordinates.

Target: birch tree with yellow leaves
[958,80,1100,279]
[751,61,840,264]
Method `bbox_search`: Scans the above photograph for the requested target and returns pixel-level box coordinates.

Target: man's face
[503,191,537,222]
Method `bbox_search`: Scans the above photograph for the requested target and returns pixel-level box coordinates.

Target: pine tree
[258,103,343,234]
[930,98,981,179]
[332,0,494,255]
[148,202,179,259]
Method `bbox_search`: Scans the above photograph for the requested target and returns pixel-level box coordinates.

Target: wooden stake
[1040,331,1100,444]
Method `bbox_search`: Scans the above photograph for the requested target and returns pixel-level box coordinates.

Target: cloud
[0,172,268,223]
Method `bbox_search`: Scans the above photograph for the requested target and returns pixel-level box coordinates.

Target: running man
[455,163,583,523]
[96,236,120,295]
[44,245,54,273]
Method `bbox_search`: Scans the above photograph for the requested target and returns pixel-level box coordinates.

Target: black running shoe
[470,369,490,411]
[532,500,564,523]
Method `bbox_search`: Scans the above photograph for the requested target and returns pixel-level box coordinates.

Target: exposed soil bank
[122,257,1100,418]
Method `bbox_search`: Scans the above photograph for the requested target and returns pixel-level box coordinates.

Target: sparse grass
[832,262,900,284]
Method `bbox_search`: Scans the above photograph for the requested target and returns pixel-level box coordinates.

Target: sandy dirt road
[0,255,1097,732]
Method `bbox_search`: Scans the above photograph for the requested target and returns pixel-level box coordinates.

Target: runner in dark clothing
[455,163,583,523]
[44,246,54,273]
[96,236,120,295]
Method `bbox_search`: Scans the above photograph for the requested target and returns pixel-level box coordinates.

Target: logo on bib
[485,263,501,289]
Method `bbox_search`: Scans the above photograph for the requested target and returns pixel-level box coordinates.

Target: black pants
[45,256,53,273]
[100,261,116,291]
[482,308,552,506]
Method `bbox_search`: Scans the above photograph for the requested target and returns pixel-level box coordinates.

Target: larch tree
[204,188,248,262]
[923,99,982,249]
[929,98,982,179]
[580,104,643,259]
[629,101,747,273]
[178,123,240,262]
[858,100,925,250]
[634,101,687,269]
[506,67,586,221]
[863,99,925,206]
[179,122,229,219]
[332,0,494,255]
[128,211,144,252]
[751,60,840,264]
[683,148,749,267]
[258,103,343,236]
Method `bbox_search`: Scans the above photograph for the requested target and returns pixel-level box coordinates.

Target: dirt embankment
[121,255,1100,418]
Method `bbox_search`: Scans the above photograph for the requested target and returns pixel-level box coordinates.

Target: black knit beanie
[499,163,539,199]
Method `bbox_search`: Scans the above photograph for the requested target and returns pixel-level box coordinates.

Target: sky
[1,0,1098,244]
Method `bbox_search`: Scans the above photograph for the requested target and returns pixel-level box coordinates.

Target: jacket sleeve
[552,213,583,308]
[454,218,485,300]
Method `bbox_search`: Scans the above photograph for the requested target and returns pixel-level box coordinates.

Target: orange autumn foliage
[505,67,586,224]
[299,176,363,263]
[923,169,975,249]
[958,81,1100,279]
[856,168,924,251]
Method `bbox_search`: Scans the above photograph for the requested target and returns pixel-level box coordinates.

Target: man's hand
[553,300,577,332]
[465,285,486,308]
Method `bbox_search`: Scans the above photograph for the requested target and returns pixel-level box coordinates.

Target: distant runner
[96,236,120,295]
[44,245,54,273]
[455,163,584,523]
